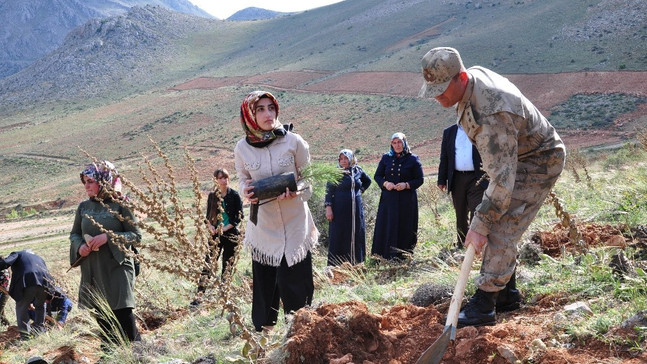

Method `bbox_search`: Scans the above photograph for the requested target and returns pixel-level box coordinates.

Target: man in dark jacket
[0,250,53,339]
[438,123,488,249]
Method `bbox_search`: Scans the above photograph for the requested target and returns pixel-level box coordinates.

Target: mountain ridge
[0,0,213,78]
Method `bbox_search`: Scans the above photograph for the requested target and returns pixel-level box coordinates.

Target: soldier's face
[435,74,465,107]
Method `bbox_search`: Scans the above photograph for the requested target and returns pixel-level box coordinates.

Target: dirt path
[0,213,72,248]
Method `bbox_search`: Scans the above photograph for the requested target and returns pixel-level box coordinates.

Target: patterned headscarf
[80,160,122,197]
[388,132,411,157]
[240,91,284,147]
[338,149,357,169]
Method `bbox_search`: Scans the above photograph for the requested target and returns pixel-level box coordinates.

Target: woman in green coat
[69,160,141,343]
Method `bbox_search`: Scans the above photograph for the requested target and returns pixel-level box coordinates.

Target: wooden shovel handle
[444,244,476,333]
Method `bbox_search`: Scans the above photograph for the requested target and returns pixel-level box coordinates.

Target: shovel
[415,244,476,364]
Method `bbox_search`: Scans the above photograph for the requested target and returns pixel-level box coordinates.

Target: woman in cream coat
[234,90,319,332]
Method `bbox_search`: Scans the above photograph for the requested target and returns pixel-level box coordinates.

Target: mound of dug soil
[285,299,647,364]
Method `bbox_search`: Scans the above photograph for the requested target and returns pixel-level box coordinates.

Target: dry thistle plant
[417,181,443,222]
[546,191,585,252]
[79,140,266,359]
[636,128,647,151]
[564,148,592,187]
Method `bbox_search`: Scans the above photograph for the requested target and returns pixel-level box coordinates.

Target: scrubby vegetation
[1,139,646,363]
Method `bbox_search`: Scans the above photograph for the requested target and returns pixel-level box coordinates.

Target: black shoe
[457,289,497,328]
[496,269,522,312]
[496,288,522,312]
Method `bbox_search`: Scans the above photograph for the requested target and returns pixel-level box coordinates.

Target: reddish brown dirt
[285,299,646,364]
[172,70,647,107]
[532,222,631,257]
[284,222,647,364]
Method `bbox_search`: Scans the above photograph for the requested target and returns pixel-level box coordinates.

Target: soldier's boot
[457,289,497,328]
[496,271,522,313]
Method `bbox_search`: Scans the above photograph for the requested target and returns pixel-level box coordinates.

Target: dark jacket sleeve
[438,127,451,186]
[0,252,18,270]
[69,204,84,266]
[407,155,425,190]
[226,189,244,228]
[373,155,388,190]
[358,167,372,192]
[324,181,335,206]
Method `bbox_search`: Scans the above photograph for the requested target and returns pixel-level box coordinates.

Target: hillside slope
[0,0,645,212]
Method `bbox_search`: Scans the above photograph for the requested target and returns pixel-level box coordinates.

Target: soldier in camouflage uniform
[420,47,565,327]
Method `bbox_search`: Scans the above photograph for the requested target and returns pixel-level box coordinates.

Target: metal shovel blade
[414,325,452,364]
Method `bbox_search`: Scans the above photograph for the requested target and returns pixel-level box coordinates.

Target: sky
[188,0,346,19]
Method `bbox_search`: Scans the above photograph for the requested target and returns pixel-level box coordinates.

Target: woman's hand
[87,233,108,251]
[325,206,333,222]
[383,181,395,191]
[78,244,92,257]
[395,182,408,191]
[277,187,297,201]
[208,223,217,235]
[243,183,259,204]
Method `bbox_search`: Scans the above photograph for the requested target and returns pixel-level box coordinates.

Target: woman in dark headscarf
[324,149,372,266]
[69,160,141,344]
[372,132,424,260]
[234,90,319,332]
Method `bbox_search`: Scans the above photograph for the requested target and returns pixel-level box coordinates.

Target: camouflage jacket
[457,66,565,236]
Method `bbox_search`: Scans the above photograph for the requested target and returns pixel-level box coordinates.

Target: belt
[455,170,476,173]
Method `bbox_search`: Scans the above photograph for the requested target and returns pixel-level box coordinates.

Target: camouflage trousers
[476,147,565,292]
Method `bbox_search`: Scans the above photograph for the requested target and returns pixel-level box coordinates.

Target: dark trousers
[451,171,486,248]
[96,307,140,344]
[198,233,239,292]
[217,233,239,276]
[251,252,314,332]
[16,285,47,338]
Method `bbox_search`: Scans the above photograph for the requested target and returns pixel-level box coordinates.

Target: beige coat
[234,132,319,267]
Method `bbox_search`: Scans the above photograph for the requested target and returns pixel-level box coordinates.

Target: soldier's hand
[464,229,488,254]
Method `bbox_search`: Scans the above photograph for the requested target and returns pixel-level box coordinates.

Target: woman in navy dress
[325,149,372,266]
[372,133,424,260]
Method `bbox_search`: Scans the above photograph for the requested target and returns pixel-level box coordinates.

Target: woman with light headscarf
[372,132,424,260]
[324,149,372,266]
[234,91,318,332]
[69,160,141,344]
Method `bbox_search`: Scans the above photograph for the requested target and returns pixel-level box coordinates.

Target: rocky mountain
[0,0,212,78]
[0,5,215,109]
[0,0,645,114]
[227,7,288,21]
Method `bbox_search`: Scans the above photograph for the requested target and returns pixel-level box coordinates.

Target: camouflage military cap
[419,47,464,98]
